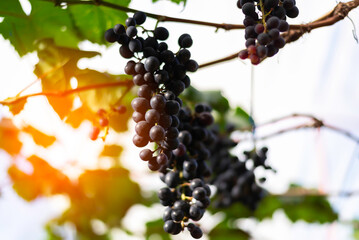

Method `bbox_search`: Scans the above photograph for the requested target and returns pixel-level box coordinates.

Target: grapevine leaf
[8,155,72,201]
[34,39,100,119]
[68,0,130,44]
[280,195,338,223]
[22,125,56,148]
[255,186,338,223]
[65,105,98,128]
[0,118,22,155]
[208,201,252,220]
[0,0,81,56]
[75,69,134,132]
[209,221,250,240]
[55,167,141,234]
[145,219,171,240]
[7,98,27,115]
[254,195,282,220]
[75,69,132,112]
[100,145,123,157]
[228,106,253,131]
[182,86,230,114]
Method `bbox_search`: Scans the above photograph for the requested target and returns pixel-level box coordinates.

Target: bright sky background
[0,0,359,239]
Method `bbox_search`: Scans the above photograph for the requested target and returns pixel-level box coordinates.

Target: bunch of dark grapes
[237,0,299,64]
[208,125,273,210]
[157,104,215,238]
[104,12,198,171]
[105,12,214,238]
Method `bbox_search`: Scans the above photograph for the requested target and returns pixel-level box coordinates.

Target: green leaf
[280,195,338,223]
[254,195,282,221]
[254,186,338,223]
[0,0,81,56]
[182,86,230,114]
[23,125,56,148]
[209,221,250,240]
[228,106,253,131]
[145,219,171,240]
[68,0,130,44]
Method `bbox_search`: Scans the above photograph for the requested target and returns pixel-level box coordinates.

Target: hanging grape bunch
[237,0,299,64]
[105,12,214,238]
[207,125,273,210]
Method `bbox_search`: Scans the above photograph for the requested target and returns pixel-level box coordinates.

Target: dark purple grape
[156,153,168,165]
[149,125,165,142]
[148,158,161,171]
[278,20,289,32]
[126,26,137,38]
[113,24,125,35]
[144,37,159,49]
[133,134,148,147]
[131,97,150,113]
[171,209,184,221]
[257,33,271,45]
[185,60,199,72]
[165,100,180,115]
[132,111,145,123]
[135,62,146,74]
[124,60,136,75]
[266,16,280,29]
[150,94,166,110]
[135,121,151,137]
[133,11,146,25]
[160,50,175,63]
[128,39,142,52]
[165,171,180,188]
[144,56,160,72]
[139,149,153,161]
[245,38,256,47]
[104,29,117,43]
[125,17,136,27]
[268,28,280,39]
[171,115,180,128]
[286,6,299,18]
[163,207,172,221]
[154,70,170,84]
[158,114,172,129]
[179,34,193,48]
[257,45,268,58]
[154,27,169,40]
[177,49,191,63]
[117,34,130,45]
[190,226,203,239]
[242,2,255,16]
[137,84,153,99]
[133,74,145,86]
[119,45,134,59]
[145,109,161,124]
[158,42,168,52]
[178,130,192,145]
[273,37,285,48]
